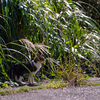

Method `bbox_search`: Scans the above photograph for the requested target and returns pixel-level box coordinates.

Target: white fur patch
[32,60,42,75]
[15,76,26,84]
[28,60,42,84]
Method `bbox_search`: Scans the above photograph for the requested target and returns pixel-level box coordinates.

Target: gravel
[1,77,100,100]
[1,86,100,100]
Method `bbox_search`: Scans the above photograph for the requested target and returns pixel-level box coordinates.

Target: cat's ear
[37,53,44,57]
[37,53,40,56]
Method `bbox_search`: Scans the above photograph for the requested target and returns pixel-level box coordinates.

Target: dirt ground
[1,86,100,100]
[1,77,100,100]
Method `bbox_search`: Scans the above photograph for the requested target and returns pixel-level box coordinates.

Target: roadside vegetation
[0,0,100,88]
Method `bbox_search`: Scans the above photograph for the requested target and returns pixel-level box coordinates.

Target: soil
[1,86,100,100]
[1,77,100,100]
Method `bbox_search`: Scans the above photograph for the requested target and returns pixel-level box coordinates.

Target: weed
[0,0,100,88]
[45,81,67,89]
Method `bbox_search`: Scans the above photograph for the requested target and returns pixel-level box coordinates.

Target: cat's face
[36,54,45,63]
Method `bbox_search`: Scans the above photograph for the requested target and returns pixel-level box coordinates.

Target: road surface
[1,86,100,100]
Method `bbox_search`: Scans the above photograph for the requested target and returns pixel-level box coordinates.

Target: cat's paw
[21,82,27,85]
[28,82,39,86]
[18,81,27,86]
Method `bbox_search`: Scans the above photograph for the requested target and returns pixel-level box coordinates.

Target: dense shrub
[0,0,100,86]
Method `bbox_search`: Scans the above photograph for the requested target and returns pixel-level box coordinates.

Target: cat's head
[34,54,45,63]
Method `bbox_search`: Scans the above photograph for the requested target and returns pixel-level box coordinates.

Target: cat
[10,54,45,85]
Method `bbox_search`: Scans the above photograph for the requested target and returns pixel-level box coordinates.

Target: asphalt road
[1,86,100,100]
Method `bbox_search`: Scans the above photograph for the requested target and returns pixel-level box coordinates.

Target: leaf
[0,25,7,33]
[19,39,50,55]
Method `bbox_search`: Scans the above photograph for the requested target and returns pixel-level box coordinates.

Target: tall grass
[0,0,100,86]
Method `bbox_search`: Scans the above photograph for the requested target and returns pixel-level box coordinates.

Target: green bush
[0,0,100,86]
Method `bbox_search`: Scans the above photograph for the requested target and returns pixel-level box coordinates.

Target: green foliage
[16,85,45,93]
[73,0,100,26]
[0,85,45,96]
[0,90,13,95]
[45,81,67,89]
[0,0,100,87]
